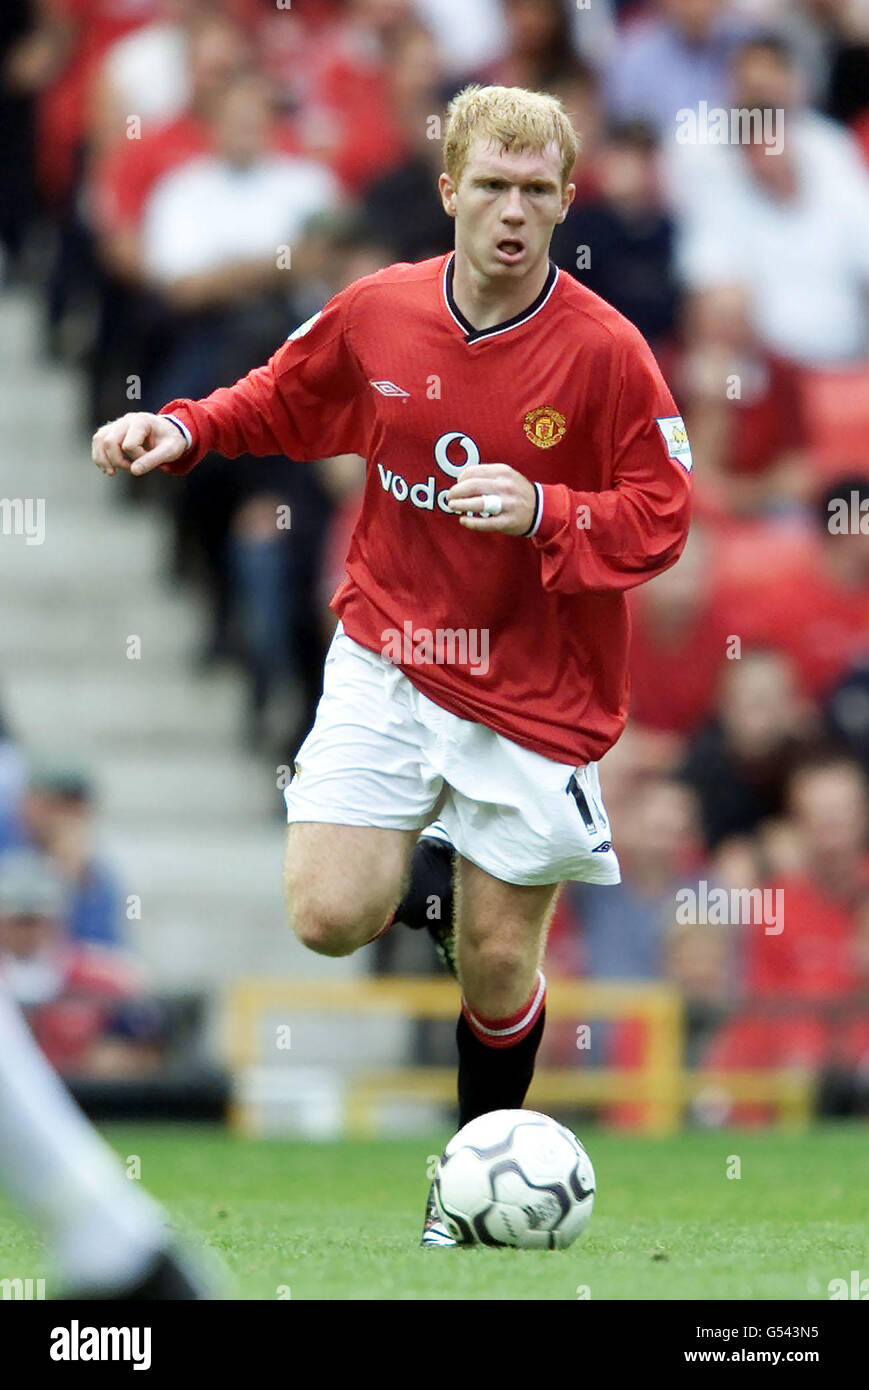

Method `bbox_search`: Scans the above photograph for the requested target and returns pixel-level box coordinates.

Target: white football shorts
[284,624,621,887]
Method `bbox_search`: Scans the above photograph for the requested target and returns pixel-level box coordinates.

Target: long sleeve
[157,287,371,475]
[530,336,692,593]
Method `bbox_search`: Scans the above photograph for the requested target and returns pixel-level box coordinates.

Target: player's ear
[556,182,576,223]
[438,171,457,218]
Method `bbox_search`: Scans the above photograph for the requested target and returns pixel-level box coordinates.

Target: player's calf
[451,860,558,1132]
[459,936,534,1018]
[455,862,558,1016]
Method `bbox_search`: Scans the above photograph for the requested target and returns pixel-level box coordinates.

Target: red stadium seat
[801,366,869,482]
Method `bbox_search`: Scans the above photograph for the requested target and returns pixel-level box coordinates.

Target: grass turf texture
[1,1124,866,1300]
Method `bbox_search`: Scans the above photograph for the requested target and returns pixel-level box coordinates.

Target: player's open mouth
[495,239,525,264]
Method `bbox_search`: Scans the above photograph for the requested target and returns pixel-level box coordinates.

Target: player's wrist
[529,483,575,544]
[162,413,193,453]
[519,482,544,537]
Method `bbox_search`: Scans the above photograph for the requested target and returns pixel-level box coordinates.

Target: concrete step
[0,284,322,991]
[0,380,93,464]
[0,448,123,509]
[127,917,361,989]
[0,464,116,510]
[0,288,43,360]
[0,590,203,664]
[92,749,280,824]
[126,911,331,989]
[2,668,243,747]
[0,506,167,588]
[121,884,283,926]
[101,824,287,897]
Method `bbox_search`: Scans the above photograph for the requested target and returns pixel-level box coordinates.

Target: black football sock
[393,834,454,932]
[457,973,547,1128]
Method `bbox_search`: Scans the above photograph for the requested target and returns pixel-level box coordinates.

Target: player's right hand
[91,412,187,477]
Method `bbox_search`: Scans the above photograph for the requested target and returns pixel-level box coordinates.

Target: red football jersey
[160,254,693,765]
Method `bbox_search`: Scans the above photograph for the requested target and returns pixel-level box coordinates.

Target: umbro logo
[370,380,410,397]
[591,841,612,853]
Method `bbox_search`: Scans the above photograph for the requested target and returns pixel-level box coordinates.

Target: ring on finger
[479,493,502,518]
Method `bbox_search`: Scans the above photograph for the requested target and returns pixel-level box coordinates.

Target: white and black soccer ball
[433,1109,595,1249]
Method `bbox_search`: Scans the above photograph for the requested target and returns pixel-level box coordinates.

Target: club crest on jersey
[524,405,566,449]
[656,415,693,471]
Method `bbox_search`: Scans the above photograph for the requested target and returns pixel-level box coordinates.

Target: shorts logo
[656,415,693,471]
[433,431,481,478]
[524,406,566,449]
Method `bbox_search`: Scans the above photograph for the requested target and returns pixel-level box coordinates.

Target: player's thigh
[282,624,443,949]
[438,718,621,889]
[454,855,560,1014]
[284,624,442,842]
[284,821,418,948]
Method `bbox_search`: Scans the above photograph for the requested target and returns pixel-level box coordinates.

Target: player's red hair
[443,84,580,191]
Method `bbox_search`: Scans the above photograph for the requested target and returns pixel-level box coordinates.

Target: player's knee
[289,898,384,958]
[290,902,355,956]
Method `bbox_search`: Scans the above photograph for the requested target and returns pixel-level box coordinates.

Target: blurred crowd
[1,0,869,1112]
[0,741,165,1077]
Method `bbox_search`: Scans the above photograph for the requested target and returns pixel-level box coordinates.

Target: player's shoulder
[282,255,446,347]
[341,254,448,311]
[554,271,657,364]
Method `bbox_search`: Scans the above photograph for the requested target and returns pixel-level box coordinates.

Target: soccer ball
[433,1109,595,1249]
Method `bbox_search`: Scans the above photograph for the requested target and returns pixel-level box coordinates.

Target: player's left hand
[446,464,536,535]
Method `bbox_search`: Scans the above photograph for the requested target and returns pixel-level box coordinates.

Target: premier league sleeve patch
[655,415,693,472]
[287,310,322,342]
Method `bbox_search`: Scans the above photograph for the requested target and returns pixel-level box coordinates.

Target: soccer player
[0,980,212,1297]
[92,85,692,1246]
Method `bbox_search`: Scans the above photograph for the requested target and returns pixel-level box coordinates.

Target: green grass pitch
[1,1124,867,1300]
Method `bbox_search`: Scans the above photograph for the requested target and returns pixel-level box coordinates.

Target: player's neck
[450,251,552,333]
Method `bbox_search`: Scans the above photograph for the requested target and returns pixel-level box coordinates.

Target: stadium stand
[2,0,868,1128]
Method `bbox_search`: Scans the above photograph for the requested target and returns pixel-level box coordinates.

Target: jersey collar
[442,252,559,343]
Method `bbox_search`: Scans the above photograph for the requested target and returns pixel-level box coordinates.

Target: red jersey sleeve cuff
[157,402,206,474]
[530,483,573,545]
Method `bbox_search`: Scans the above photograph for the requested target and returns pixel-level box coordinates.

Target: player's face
[441,137,573,282]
